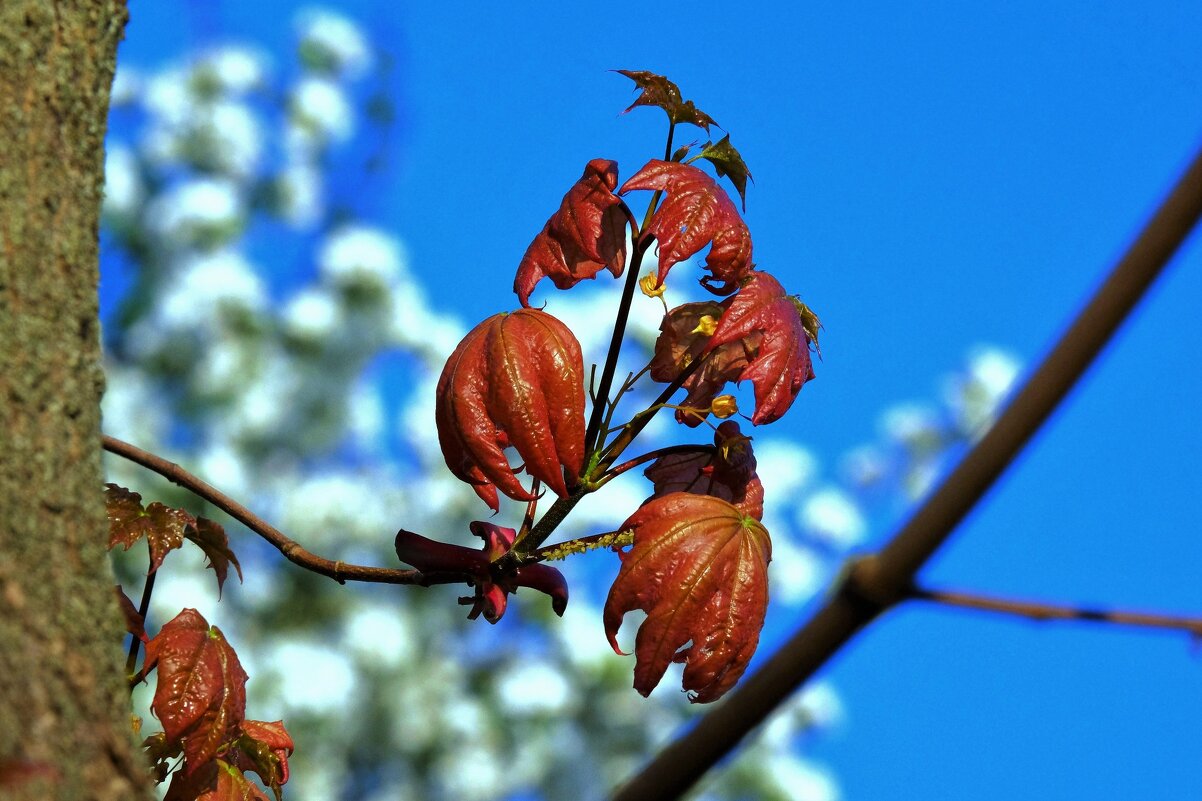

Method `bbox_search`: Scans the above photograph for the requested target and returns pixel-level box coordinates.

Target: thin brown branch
[612,142,1202,801]
[907,586,1202,636]
[102,435,467,587]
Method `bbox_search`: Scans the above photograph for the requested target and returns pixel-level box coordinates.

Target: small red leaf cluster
[514,159,629,307]
[604,493,771,703]
[105,483,242,594]
[435,309,585,511]
[143,609,293,801]
[645,421,763,520]
[396,523,567,623]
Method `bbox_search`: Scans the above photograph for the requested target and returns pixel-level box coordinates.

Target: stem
[102,435,470,587]
[908,586,1202,636]
[530,529,632,562]
[597,354,707,469]
[611,141,1202,801]
[124,541,156,681]
[600,444,715,486]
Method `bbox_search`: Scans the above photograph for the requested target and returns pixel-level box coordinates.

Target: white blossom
[275,162,324,228]
[296,8,373,78]
[799,487,866,548]
[157,249,265,329]
[290,76,354,143]
[283,288,342,342]
[102,143,143,218]
[495,660,574,716]
[145,177,243,248]
[196,45,269,94]
[319,225,404,289]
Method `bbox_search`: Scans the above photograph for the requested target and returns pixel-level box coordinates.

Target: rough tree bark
[0,2,151,799]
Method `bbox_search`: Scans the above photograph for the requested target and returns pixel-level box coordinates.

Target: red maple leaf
[435,309,585,510]
[644,421,764,520]
[163,759,270,801]
[514,159,630,307]
[647,299,749,427]
[706,271,816,425]
[604,493,772,703]
[619,160,753,295]
[614,70,719,131]
[143,609,248,774]
[228,720,294,800]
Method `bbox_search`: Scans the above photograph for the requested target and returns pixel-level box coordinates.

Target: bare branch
[612,141,1202,801]
[102,435,467,587]
[908,586,1202,636]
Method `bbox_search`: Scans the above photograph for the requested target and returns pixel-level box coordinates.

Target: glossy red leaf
[648,300,749,427]
[706,271,816,425]
[604,493,771,703]
[230,720,294,799]
[645,421,764,520]
[143,609,248,774]
[164,759,269,801]
[514,159,629,307]
[614,70,719,131]
[435,309,585,510]
[619,160,752,295]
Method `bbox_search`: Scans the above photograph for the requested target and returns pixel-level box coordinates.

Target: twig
[102,435,468,587]
[612,141,1202,801]
[907,586,1202,636]
[599,444,715,485]
[124,540,156,680]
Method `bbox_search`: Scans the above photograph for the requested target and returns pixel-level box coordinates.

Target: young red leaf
[435,309,585,510]
[164,759,270,801]
[698,134,753,211]
[648,300,749,427]
[706,271,816,425]
[229,720,294,800]
[514,159,629,307]
[604,493,772,703]
[105,484,193,573]
[185,517,243,597]
[143,608,248,774]
[645,421,764,520]
[615,70,719,131]
[115,585,147,643]
[619,160,752,295]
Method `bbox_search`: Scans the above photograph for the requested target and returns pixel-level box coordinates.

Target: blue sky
[113,2,1202,798]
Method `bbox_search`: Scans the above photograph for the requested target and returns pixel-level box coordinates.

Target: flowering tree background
[95,10,1029,801]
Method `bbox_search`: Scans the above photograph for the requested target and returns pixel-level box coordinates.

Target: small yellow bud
[711,394,738,419]
[691,314,718,337]
[639,272,666,298]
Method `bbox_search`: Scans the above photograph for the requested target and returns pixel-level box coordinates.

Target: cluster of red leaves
[142,610,293,801]
[105,483,241,595]
[434,309,585,511]
[395,522,568,623]
[423,70,819,703]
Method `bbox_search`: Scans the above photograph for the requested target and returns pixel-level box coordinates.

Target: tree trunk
[0,2,150,799]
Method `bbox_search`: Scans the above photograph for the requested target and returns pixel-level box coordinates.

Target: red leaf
[144,609,248,774]
[648,300,748,427]
[514,159,629,307]
[619,160,752,295]
[604,493,771,703]
[185,518,243,597]
[435,309,585,510]
[614,70,719,131]
[645,421,764,520]
[104,484,192,574]
[164,760,270,801]
[706,271,816,425]
[230,720,294,798]
[115,585,147,643]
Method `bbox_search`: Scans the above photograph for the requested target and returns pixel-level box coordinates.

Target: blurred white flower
[143,66,193,125]
[296,8,373,79]
[348,380,386,451]
[264,640,355,714]
[768,535,826,604]
[193,100,263,176]
[145,177,243,248]
[343,601,415,669]
[274,162,324,228]
[319,225,404,290]
[839,444,887,490]
[761,755,840,801]
[799,680,845,730]
[945,345,1022,437]
[196,45,269,94]
[494,660,574,716]
[283,287,342,342]
[799,487,866,549]
[196,440,250,499]
[279,473,395,545]
[100,366,168,445]
[878,402,942,452]
[435,744,505,801]
[102,143,142,218]
[755,440,819,502]
[110,65,141,105]
[290,76,354,143]
[158,249,265,329]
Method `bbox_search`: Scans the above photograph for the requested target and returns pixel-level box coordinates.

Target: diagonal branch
[102,435,467,587]
[612,142,1202,801]
[908,585,1202,637]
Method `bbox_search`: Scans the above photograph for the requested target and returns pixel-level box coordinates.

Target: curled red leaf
[143,609,248,774]
[619,160,752,295]
[435,309,585,510]
[648,300,748,427]
[604,493,771,703]
[706,272,816,425]
[645,421,764,520]
[514,159,629,307]
[230,720,294,798]
[395,525,568,623]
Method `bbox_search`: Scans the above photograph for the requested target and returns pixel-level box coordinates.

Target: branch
[611,141,1202,801]
[102,435,467,587]
[907,586,1202,636]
